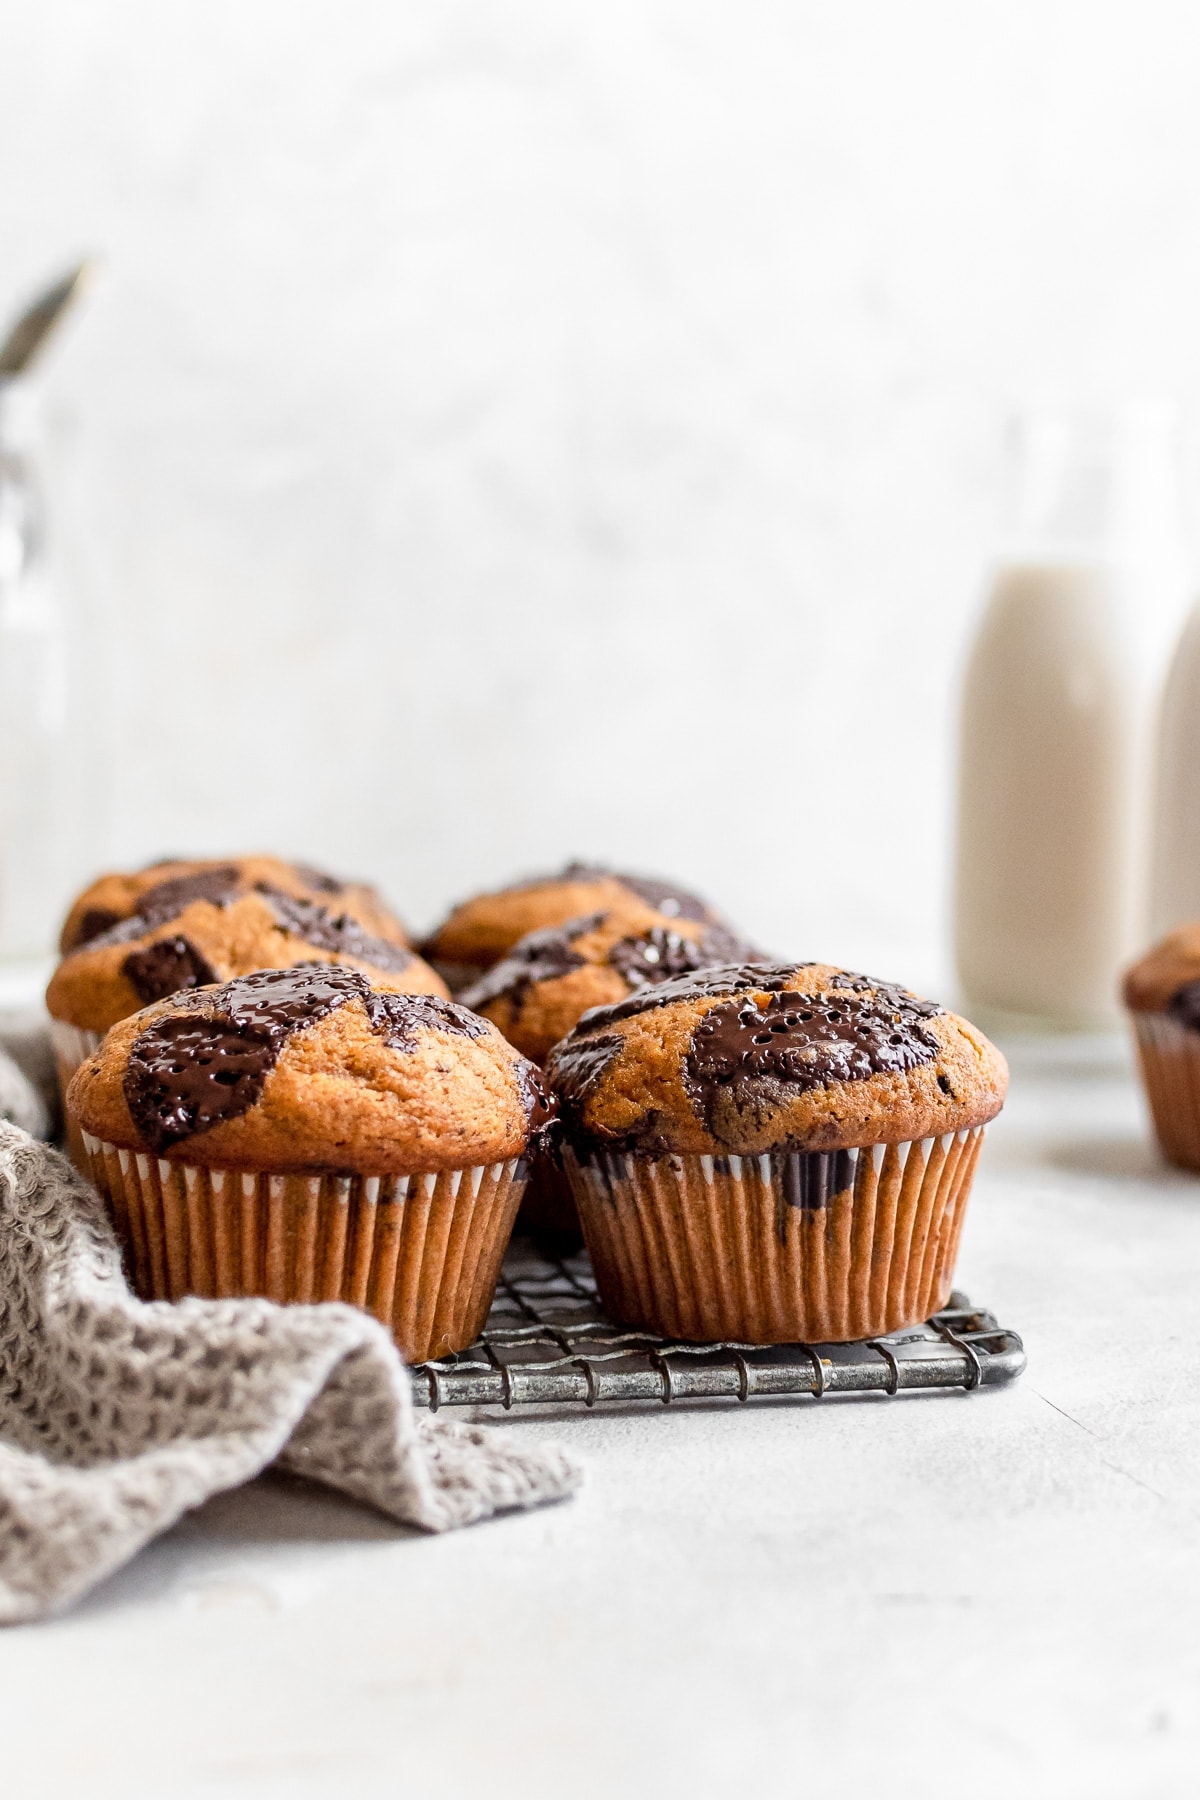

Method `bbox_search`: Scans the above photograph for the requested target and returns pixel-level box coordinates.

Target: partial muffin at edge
[1122,927,1200,1171]
[1122,926,1200,1014]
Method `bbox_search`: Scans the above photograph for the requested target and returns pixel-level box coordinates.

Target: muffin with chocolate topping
[1123,928,1200,1169]
[461,902,754,1238]
[61,855,407,955]
[47,865,444,1161]
[460,902,752,1065]
[422,862,734,991]
[544,961,1007,1343]
[67,964,555,1360]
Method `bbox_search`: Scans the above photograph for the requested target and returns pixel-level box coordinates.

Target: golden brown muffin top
[1122,926,1200,1015]
[421,862,728,982]
[67,963,555,1174]
[48,873,446,1034]
[460,903,756,1065]
[60,856,406,955]
[543,961,1008,1157]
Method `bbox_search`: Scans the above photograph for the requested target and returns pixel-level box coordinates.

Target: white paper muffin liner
[562,1128,986,1344]
[49,1019,103,1169]
[78,1134,528,1363]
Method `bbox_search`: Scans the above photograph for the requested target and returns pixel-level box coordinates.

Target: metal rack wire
[411,1237,1026,1411]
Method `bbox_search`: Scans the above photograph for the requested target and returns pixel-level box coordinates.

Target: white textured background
[4,0,1200,982]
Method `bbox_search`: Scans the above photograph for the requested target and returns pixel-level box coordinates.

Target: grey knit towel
[0,1065,581,1624]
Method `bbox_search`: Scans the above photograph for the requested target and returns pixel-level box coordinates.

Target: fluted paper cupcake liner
[79,1134,528,1362]
[49,1019,103,1170]
[1131,1012,1200,1171]
[563,1129,985,1343]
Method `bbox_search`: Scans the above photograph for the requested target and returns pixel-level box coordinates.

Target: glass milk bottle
[0,376,97,970]
[1151,602,1200,938]
[954,410,1185,1030]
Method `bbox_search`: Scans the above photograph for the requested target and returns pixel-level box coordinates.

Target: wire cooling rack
[411,1237,1026,1411]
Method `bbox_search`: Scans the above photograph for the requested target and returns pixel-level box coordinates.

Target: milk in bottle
[1151,599,1200,938]
[954,411,1183,1028]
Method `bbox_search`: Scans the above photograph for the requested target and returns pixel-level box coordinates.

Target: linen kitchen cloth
[0,1113,582,1624]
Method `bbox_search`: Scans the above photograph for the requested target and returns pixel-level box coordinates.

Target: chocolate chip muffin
[68,964,556,1360]
[61,856,406,955]
[460,903,753,1065]
[47,867,445,1166]
[422,862,733,991]
[544,961,1007,1343]
[460,901,754,1240]
[1123,928,1200,1170]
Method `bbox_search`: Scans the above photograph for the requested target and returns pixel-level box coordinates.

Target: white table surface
[4,1034,1199,1800]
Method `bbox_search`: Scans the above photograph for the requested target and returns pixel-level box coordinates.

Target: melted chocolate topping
[608,925,746,990]
[136,866,243,918]
[74,906,121,947]
[461,918,758,1025]
[75,868,411,1009]
[78,866,244,955]
[257,886,413,973]
[124,965,364,1153]
[553,966,944,1153]
[686,986,942,1105]
[123,966,488,1155]
[123,936,217,1005]
[1168,980,1200,1033]
[458,914,605,1016]
[362,989,487,1050]
[546,1031,625,1135]
[574,962,813,1032]
[513,1058,559,1142]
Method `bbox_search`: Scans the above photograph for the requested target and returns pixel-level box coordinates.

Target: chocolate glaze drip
[569,1144,857,1230]
[123,936,217,1005]
[123,966,489,1155]
[458,914,605,1016]
[257,886,413,973]
[574,962,813,1033]
[684,986,942,1144]
[545,1031,625,1136]
[1168,980,1200,1032]
[512,1058,559,1144]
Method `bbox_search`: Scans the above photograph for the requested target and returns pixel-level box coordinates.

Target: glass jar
[0,377,103,974]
